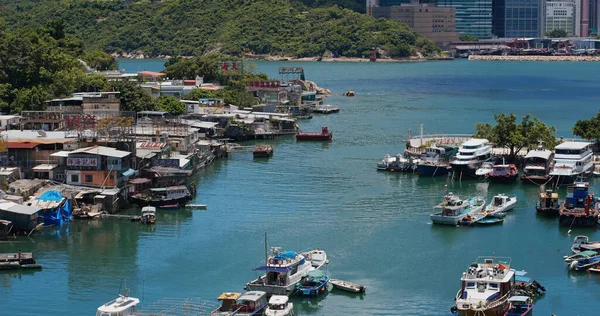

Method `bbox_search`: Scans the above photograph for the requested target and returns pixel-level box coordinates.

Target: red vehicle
[296,126,332,141]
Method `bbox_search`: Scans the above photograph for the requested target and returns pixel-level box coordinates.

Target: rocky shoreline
[112,52,452,62]
[469,55,600,62]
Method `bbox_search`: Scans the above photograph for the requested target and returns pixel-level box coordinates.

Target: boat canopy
[524,149,552,160]
[578,250,598,257]
[238,291,266,302]
[508,296,531,303]
[217,292,241,301]
[514,270,531,283]
[268,295,289,305]
[253,266,293,273]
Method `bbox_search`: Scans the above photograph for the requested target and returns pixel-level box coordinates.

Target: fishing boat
[513,270,545,299]
[549,141,593,186]
[535,189,560,216]
[564,250,598,264]
[211,292,242,316]
[159,204,179,209]
[485,194,517,216]
[487,161,519,184]
[130,186,193,208]
[520,144,553,185]
[416,145,458,177]
[571,235,600,253]
[265,295,294,316]
[253,144,273,158]
[235,291,268,316]
[376,154,413,172]
[452,256,515,316]
[475,161,494,179]
[558,181,599,227]
[296,270,329,296]
[140,206,156,224]
[96,293,140,316]
[450,138,493,180]
[246,245,318,296]
[430,191,486,226]
[568,254,600,271]
[329,279,366,293]
[296,126,332,141]
[504,296,534,316]
[312,104,339,114]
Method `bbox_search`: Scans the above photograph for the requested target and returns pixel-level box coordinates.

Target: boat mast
[264,232,268,266]
[420,122,424,147]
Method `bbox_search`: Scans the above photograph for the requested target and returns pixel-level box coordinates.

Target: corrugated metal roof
[32,164,58,171]
[7,142,39,149]
[70,146,130,158]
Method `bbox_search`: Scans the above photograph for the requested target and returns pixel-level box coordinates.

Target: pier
[469,55,600,62]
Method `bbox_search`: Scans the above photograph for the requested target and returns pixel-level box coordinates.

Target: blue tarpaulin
[36,190,63,202]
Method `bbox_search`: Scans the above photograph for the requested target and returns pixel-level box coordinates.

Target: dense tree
[546,29,568,38]
[459,34,478,41]
[475,113,557,159]
[156,95,186,115]
[82,49,118,71]
[0,0,442,58]
[107,81,156,113]
[573,111,600,144]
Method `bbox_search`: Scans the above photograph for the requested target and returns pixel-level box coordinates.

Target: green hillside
[0,0,441,58]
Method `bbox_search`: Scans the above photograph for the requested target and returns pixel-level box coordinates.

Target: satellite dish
[37,130,47,137]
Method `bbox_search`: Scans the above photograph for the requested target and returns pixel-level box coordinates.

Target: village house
[51,146,134,190]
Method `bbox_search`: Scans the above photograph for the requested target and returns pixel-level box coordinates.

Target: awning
[32,164,58,171]
[7,142,39,149]
[121,168,135,177]
[252,266,293,273]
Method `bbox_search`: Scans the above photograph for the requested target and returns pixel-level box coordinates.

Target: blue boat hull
[417,164,450,177]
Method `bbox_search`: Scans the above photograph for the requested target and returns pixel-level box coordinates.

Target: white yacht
[549,141,593,185]
[96,294,140,316]
[453,257,515,316]
[265,295,294,316]
[450,139,492,179]
[246,247,319,296]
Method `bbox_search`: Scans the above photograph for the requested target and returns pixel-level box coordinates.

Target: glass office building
[493,0,543,37]
[438,0,493,37]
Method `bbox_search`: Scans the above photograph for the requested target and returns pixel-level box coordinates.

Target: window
[93,104,99,109]
[85,174,93,183]
[488,283,499,290]
[71,174,79,183]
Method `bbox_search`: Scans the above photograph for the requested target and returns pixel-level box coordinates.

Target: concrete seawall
[468,55,600,62]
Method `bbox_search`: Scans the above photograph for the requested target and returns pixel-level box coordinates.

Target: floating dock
[0,252,42,270]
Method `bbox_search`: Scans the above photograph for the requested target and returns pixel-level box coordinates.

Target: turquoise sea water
[2,59,600,315]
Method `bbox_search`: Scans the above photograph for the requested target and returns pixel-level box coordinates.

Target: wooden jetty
[0,252,42,269]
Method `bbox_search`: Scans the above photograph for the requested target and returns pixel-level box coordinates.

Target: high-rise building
[371,3,458,45]
[492,0,544,38]
[581,0,589,36]
[544,0,581,36]
[589,0,598,32]
[437,0,493,37]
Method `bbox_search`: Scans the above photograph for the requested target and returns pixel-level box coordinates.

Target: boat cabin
[267,295,290,311]
[212,292,242,315]
[236,291,268,314]
[150,186,190,199]
[456,257,515,312]
[506,296,533,315]
[437,194,466,216]
[523,148,553,177]
[538,190,559,209]
[492,195,511,207]
[96,295,140,316]
[564,182,595,210]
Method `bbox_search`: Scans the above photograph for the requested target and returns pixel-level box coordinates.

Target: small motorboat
[476,217,504,225]
[302,249,328,269]
[504,296,534,316]
[264,295,294,316]
[485,194,516,215]
[140,206,156,224]
[571,235,600,253]
[475,161,494,178]
[568,254,600,271]
[296,270,329,296]
[329,279,366,293]
[96,294,140,316]
[564,250,598,264]
[159,204,180,209]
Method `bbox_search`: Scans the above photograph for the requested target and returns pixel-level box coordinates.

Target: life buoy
[268,258,275,264]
